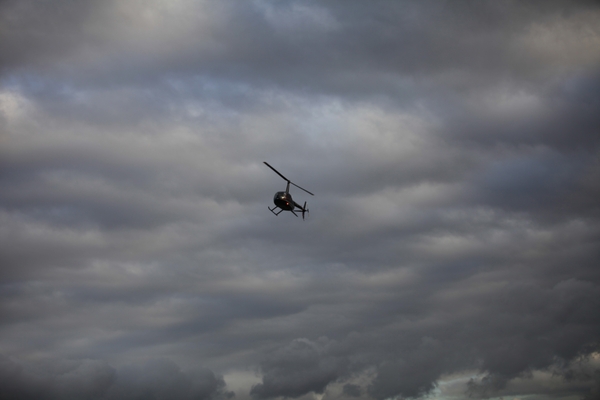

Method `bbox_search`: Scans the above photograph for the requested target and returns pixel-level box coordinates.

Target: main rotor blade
[264,162,289,182]
[264,161,315,196]
[291,182,314,196]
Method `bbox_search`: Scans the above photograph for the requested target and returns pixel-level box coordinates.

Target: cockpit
[274,191,288,201]
[274,191,293,209]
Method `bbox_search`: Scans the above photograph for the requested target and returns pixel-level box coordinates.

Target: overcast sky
[1,1,600,399]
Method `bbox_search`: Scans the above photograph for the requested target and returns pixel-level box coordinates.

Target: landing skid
[268,206,309,219]
[268,206,284,216]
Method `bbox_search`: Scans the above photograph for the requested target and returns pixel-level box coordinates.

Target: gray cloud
[1,1,600,399]
[0,356,231,400]
[251,338,348,399]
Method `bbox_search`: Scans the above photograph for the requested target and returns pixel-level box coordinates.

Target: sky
[1,1,600,399]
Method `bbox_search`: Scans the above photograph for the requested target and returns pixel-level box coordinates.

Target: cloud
[0,356,232,400]
[1,1,600,400]
[245,277,600,399]
[251,338,349,399]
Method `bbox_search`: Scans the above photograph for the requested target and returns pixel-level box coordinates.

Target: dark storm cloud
[0,355,232,400]
[1,1,600,400]
[251,339,348,399]
[342,384,361,398]
[247,278,600,399]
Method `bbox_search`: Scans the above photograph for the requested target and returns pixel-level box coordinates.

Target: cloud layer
[1,1,600,399]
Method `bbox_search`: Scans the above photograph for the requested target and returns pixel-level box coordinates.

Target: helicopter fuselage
[274,191,296,211]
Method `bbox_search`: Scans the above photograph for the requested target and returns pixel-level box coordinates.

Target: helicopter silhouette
[264,161,314,219]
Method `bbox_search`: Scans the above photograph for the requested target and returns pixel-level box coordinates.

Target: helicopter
[264,161,314,219]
